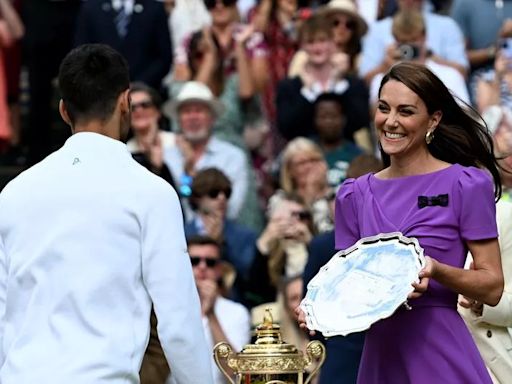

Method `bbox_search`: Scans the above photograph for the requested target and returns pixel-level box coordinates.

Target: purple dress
[334,164,497,384]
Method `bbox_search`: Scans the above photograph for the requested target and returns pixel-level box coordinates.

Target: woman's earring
[425,130,435,145]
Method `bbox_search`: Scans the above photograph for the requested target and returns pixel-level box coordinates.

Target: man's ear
[59,99,72,127]
[119,89,131,115]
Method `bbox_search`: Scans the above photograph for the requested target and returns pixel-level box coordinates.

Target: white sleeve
[226,150,249,219]
[477,201,512,327]
[227,306,251,352]
[141,182,213,384]
[0,235,7,366]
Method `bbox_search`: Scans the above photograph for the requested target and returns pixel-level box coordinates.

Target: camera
[500,38,512,59]
[397,44,420,60]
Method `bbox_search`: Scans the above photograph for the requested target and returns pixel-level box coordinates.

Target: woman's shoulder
[337,173,372,199]
[454,164,495,194]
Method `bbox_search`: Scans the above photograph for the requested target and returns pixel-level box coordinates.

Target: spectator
[276,14,370,144]
[249,193,314,305]
[171,27,264,151]
[249,0,301,155]
[186,167,258,304]
[451,0,512,94]
[290,0,368,77]
[270,137,332,233]
[368,9,470,106]
[75,0,172,90]
[187,235,251,384]
[313,92,365,187]
[128,82,177,186]
[359,0,468,84]
[163,81,263,231]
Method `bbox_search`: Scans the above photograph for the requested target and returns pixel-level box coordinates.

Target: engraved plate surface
[301,232,425,336]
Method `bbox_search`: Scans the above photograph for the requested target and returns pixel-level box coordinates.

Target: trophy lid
[240,308,299,355]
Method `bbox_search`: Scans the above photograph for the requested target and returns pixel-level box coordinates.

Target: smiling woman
[298,62,506,384]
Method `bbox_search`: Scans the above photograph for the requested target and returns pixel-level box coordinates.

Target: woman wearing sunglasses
[127,82,177,188]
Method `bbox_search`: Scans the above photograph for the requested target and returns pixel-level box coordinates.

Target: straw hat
[163,81,224,119]
[320,0,368,37]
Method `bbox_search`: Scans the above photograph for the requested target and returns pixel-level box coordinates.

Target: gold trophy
[213,308,325,384]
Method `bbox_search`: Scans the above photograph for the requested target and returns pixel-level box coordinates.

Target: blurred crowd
[1,0,512,383]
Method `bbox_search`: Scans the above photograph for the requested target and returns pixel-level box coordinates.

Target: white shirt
[0,132,213,384]
[202,297,251,384]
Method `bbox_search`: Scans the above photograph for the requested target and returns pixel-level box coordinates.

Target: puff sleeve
[334,178,360,250]
[456,167,498,241]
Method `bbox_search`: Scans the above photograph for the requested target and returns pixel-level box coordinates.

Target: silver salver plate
[300,232,426,337]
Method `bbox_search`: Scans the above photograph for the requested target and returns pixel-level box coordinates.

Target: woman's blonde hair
[280,137,324,193]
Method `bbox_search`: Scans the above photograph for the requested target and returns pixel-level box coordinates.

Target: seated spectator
[246,192,314,306]
[359,0,467,84]
[451,0,512,99]
[475,41,512,114]
[270,137,332,233]
[249,0,301,155]
[186,167,258,303]
[128,82,176,186]
[187,235,251,384]
[368,9,470,107]
[164,81,263,231]
[313,92,365,186]
[276,14,370,145]
[289,0,368,77]
[171,27,264,150]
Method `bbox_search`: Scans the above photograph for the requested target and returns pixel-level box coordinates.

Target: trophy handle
[213,341,236,384]
[304,340,326,384]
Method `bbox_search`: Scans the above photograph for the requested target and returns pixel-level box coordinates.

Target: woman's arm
[423,238,504,306]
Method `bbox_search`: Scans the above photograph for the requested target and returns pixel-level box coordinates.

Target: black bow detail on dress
[418,194,449,209]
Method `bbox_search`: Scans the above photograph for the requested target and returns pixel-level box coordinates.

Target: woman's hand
[409,256,435,300]
[295,306,316,337]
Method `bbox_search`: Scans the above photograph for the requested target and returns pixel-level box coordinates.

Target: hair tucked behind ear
[378,62,502,200]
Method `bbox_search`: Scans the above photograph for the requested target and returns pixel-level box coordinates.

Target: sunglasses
[204,0,237,10]
[190,256,219,268]
[291,210,312,221]
[206,188,232,199]
[332,18,356,30]
[131,100,154,112]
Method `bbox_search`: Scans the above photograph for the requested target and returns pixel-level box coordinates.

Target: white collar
[112,0,134,14]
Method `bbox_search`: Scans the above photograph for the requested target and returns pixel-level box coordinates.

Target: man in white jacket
[0,43,212,384]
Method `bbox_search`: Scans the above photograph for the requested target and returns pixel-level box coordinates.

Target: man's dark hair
[58,44,130,125]
[187,235,221,252]
[189,168,232,211]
